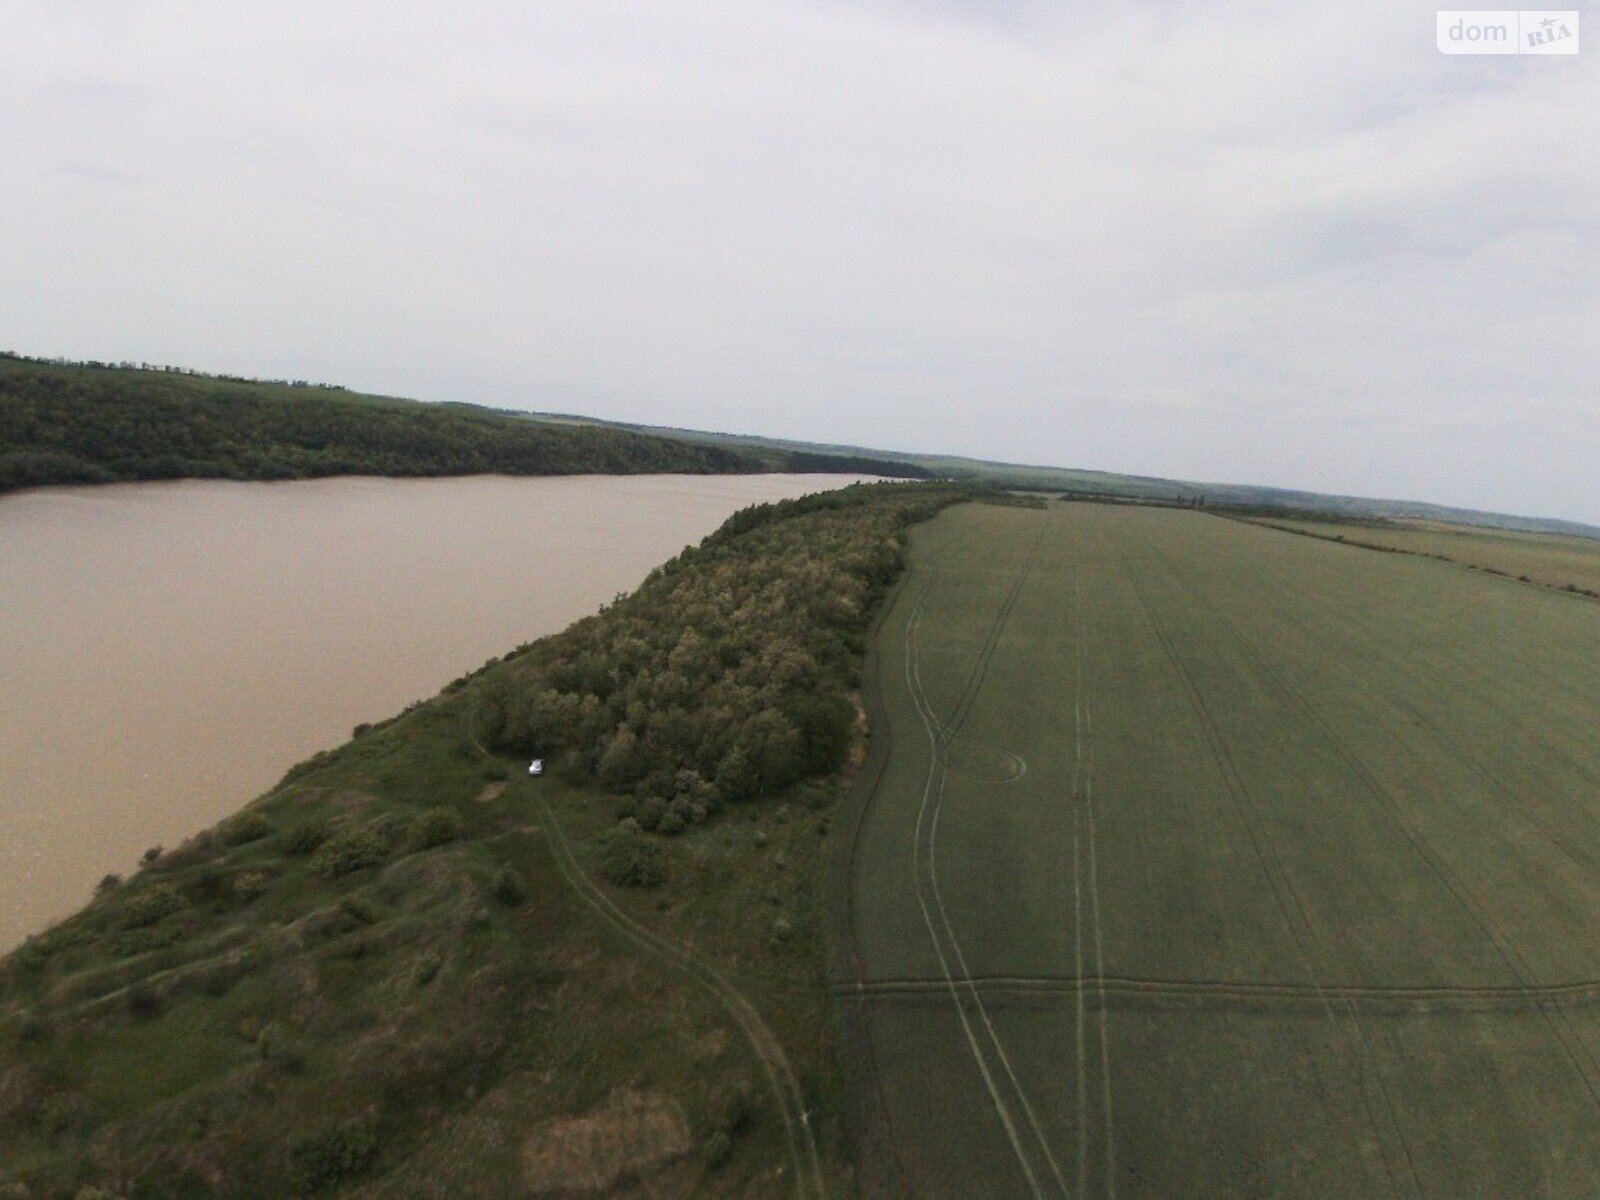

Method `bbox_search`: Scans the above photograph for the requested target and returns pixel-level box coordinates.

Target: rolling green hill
[0,355,925,491]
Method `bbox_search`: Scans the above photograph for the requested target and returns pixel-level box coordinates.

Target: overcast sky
[3,2,1595,522]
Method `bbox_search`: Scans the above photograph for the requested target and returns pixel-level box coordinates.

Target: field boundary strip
[822,563,926,1193]
[1214,512,1600,605]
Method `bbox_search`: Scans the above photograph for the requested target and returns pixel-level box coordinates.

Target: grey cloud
[0,0,1595,522]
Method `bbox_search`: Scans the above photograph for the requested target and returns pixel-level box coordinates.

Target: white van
[528,758,544,776]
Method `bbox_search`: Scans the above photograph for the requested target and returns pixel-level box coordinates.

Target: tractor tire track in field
[903,513,1075,1198]
[1264,566,1600,872]
[1144,546,1600,1120]
[830,974,1600,1011]
[1221,516,1600,796]
[1213,512,1600,714]
[1083,706,1116,1200]
[1071,570,1117,1198]
[1124,566,1423,1200]
[904,606,1056,1198]
[460,712,827,1200]
[1069,740,1090,1198]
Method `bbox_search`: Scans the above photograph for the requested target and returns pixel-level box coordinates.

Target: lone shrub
[339,895,381,926]
[125,982,163,1021]
[720,1089,755,1135]
[219,811,272,847]
[490,867,527,906]
[599,826,664,888]
[288,1121,378,1192]
[411,806,464,849]
[190,863,228,902]
[797,783,832,811]
[704,1129,733,1169]
[311,829,390,879]
[107,926,181,958]
[282,818,330,856]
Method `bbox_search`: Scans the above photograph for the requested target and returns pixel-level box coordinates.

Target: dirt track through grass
[831,500,1600,1198]
[460,719,827,1200]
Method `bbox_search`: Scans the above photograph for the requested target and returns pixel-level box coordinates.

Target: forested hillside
[0,355,923,490]
[472,485,962,830]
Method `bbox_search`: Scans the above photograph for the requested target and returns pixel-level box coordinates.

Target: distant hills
[2,352,1591,540]
[528,412,1600,540]
[0,355,924,492]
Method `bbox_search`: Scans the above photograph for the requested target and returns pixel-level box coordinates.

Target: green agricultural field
[1256,515,1600,598]
[831,501,1600,1198]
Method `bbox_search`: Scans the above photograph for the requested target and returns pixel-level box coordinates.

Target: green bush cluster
[414,953,442,986]
[113,883,187,930]
[474,486,962,824]
[287,1121,378,1192]
[310,829,391,878]
[281,817,330,855]
[411,806,464,849]
[598,826,665,888]
[218,811,272,847]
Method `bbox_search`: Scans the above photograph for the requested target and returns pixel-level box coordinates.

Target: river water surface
[0,473,867,947]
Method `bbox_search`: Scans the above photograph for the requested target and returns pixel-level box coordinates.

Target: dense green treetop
[471,483,979,831]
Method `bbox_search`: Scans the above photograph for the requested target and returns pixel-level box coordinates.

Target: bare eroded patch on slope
[521,1087,691,1194]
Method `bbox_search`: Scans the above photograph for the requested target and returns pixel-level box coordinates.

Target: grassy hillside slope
[0,482,977,1200]
[0,356,924,491]
[834,500,1600,1197]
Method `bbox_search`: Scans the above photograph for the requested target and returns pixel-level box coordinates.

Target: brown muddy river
[0,473,867,947]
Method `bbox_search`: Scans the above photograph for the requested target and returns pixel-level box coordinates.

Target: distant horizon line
[6,347,1595,536]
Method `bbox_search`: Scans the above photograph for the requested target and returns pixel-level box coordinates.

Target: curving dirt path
[462,713,827,1200]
